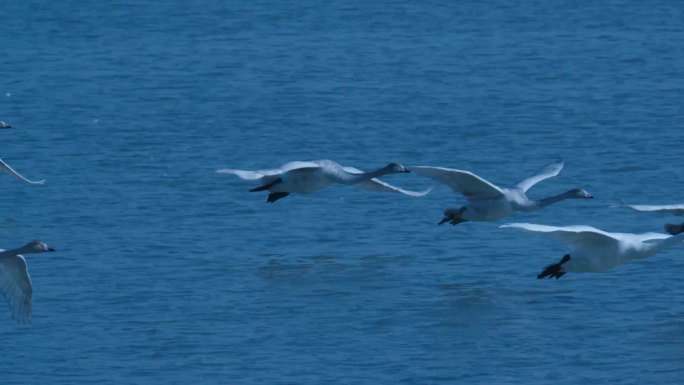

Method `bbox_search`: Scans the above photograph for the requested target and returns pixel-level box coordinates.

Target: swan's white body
[501,223,684,273]
[217,160,431,199]
[0,241,55,323]
[620,203,684,216]
[0,158,45,185]
[411,160,592,223]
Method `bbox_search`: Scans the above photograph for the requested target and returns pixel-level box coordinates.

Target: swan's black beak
[47,247,56,252]
[438,216,450,225]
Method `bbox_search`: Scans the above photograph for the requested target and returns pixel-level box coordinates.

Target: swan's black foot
[537,254,571,279]
[438,216,467,226]
[250,178,282,192]
[267,192,290,203]
[665,223,684,235]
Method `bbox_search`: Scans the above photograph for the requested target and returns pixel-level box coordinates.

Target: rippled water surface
[2,1,684,384]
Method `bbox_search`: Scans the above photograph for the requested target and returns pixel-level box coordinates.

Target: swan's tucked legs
[250,178,282,192]
[267,192,290,203]
[665,223,684,235]
[537,254,571,279]
[438,207,467,226]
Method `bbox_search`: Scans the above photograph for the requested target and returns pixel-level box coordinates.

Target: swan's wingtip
[416,185,436,196]
[500,222,531,229]
[23,179,45,185]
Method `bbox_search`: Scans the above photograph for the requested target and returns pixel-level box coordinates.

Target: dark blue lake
[2,1,684,384]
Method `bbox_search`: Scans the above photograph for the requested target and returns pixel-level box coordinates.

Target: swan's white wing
[501,223,620,247]
[622,204,684,216]
[0,255,32,324]
[410,166,504,199]
[630,232,672,243]
[0,158,45,185]
[514,160,564,192]
[216,161,321,180]
[343,167,433,196]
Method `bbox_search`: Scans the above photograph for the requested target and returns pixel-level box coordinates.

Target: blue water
[2,1,684,383]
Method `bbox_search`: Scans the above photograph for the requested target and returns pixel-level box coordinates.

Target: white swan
[501,223,684,278]
[411,160,593,225]
[0,121,10,129]
[0,241,55,323]
[613,203,684,236]
[0,158,45,185]
[617,203,684,216]
[217,159,432,202]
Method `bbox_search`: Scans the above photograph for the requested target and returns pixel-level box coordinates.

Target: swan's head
[22,240,56,253]
[439,207,468,226]
[569,188,593,199]
[0,121,11,129]
[384,163,410,173]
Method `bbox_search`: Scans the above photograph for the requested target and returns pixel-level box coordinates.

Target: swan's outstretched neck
[335,165,405,185]
[536,189,589,208]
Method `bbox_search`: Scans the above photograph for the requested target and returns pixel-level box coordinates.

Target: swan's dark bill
[537,254,571,279]
[267,192,289,203]
[665,223,684,235]
[250,177,282,192]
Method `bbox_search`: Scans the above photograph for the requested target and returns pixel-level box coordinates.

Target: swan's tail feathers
[249,177,282,192]
[665,223,684,235]
[267,192,289,203]
[537,254,571,279]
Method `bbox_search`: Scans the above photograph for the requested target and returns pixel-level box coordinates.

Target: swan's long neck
[334,167,392,185]
[646,232,684,255]
[535,190,578,208]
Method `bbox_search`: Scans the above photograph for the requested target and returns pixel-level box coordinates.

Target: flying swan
[616,203,684,216]
[612,202,684,236]
[0,241,55,323]
[217,159,432,202]
[0,158,45,185]
[410,160,592,225]
[501,223,684,278]
[1,123,45,184]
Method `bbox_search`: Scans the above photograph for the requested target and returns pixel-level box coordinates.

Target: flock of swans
[0,124,682,324]
[219,159,684,282]
[1,122,53,324]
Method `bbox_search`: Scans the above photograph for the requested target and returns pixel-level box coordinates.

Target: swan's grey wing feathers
[0,158,45,185]
[216,161,321,181]
[343,166,433,196]
[0,255,32,324]
[514,160,564,192]
[500,223,620,247]
[410,166,504,199]
[623,204,684,216]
